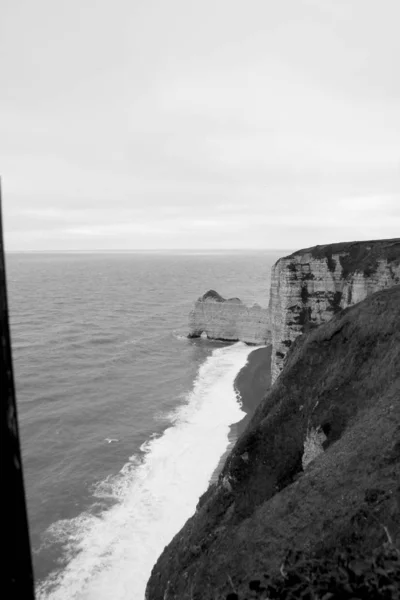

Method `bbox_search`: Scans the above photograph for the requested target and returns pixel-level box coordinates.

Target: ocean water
[6,250,283,600]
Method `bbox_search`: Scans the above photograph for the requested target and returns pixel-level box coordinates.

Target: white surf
[37,342,251,600]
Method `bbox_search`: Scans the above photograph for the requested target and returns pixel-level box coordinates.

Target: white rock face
[302,427,327,469]
[270,240,400,382]
[189,290,271,345]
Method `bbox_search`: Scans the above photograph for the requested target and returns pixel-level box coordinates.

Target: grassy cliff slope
[146,286,400,600]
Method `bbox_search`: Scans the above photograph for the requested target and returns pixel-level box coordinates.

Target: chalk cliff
[146,285,400,600]
[270,238,400,382]
[188,290,270,345]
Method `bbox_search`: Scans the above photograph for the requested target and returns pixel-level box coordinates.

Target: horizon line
[6,248,295,254]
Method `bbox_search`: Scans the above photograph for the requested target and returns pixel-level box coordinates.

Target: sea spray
[36,342,252,600]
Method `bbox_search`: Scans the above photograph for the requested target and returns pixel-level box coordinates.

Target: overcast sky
[1,0,399,251]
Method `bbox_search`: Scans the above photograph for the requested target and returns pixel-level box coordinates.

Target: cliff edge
[188,290,271,345]
[146,285,400,599]
[270,238,400,381]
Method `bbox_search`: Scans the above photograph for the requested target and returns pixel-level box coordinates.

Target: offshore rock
[269,238,400,381]
[146,286,400,600]
[188,290,271,345]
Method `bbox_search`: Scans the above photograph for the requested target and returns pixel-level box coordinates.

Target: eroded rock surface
[270,238,400,381]
[188,290,271,345]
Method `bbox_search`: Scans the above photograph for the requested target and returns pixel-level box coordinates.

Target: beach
[210,344,272,483]
[235,345,272,434]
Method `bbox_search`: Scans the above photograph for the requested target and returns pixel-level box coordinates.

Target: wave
[36,342,252,600]
[172,331,188,341]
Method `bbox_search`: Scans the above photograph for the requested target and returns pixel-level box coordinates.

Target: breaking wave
[36,342,251,600]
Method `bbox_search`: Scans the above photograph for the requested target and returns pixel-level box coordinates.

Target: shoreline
[209,345,272,484]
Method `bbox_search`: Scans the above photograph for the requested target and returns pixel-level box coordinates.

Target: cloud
[1,0,399,250]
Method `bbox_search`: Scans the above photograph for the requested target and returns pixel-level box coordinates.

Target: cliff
[270,238,400,382]
[146,285,400,599]
[188,290,271,345]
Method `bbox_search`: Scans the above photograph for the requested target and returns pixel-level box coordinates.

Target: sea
[6,250,284,600]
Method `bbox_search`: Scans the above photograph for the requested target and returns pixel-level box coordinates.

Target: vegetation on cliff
[146,286,400,600]
[224,542,400,599]
[286,238,400,278]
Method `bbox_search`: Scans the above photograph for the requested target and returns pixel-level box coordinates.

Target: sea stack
[188,290,271,345]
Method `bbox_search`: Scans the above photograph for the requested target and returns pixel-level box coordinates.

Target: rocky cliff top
[284,237,400,278]
[147,285,400,599]
[198,290,242,304]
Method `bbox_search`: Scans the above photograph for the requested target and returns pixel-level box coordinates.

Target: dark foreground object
[146,286,400,600]
[0,183,35,598]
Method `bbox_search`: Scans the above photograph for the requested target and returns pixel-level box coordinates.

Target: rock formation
[269,238,400,381]
[188,290,270,345]
[146,285,400,600]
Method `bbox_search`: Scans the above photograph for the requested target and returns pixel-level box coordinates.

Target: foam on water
[36,342,251,600]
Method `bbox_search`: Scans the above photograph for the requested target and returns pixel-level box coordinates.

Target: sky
[1,0,399,251]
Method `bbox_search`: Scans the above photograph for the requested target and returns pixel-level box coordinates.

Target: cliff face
[188,290,271,345]
[270,238,400,382]
[146,285,400,600]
